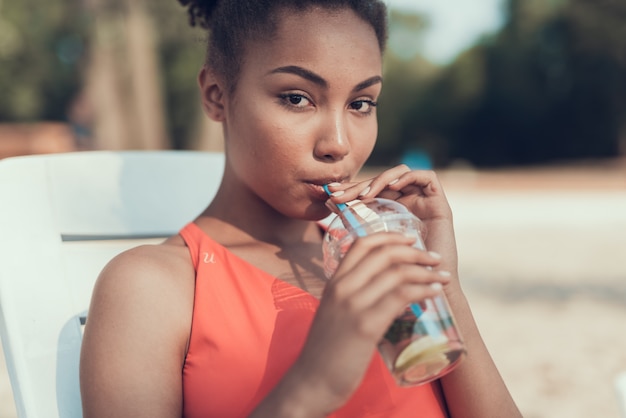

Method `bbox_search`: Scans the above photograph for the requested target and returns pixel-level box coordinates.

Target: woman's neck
[198,187,324,248]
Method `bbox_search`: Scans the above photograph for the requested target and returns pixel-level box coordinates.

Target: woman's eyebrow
[267,66,382,93]
[353,76,383,92]
[267,66,328,88]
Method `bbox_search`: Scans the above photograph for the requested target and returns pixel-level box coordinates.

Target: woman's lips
[307,182,331,200]
[305,176,348,200]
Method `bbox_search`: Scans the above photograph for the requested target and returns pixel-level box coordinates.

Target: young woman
[79,1,522,417]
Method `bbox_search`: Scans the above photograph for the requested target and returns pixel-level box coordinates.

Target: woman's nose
[313,111,350,162]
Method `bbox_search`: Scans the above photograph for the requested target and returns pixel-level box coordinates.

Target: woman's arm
[438,281,521,417]
[80,244,194,418]
[425,218,521,418]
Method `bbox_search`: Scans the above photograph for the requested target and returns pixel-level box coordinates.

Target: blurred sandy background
[2,161,625,417]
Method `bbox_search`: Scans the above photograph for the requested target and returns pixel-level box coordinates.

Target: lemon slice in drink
[394,335,450,373]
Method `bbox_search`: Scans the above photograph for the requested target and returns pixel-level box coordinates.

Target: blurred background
[1,0,624,166]
[1,0,625,417]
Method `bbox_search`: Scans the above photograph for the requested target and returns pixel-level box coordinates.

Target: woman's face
[221,7,383,220]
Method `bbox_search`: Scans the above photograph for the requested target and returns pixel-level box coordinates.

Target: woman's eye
[279,94,311,108]
[350,100,378,114]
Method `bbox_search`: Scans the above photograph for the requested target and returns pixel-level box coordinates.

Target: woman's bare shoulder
[87,236,195,343]
[97,235,192,289]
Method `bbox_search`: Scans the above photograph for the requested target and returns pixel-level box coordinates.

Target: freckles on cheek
[269,119,296,138]
[244,133,290,169]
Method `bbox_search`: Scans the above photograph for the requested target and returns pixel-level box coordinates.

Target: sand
[2,160,626,417]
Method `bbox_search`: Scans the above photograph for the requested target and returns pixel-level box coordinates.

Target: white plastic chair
[0,150,224,418]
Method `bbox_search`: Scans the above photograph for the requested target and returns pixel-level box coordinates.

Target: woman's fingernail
[328,182,341,187]
[359,186,371,197]
[437,270,451,277]
[428,251,441,259]
[430,282,443,291]
[331,190,345,197]
[389,178,399,186]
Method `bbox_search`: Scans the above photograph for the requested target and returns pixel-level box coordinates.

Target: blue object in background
[401,149,432,170]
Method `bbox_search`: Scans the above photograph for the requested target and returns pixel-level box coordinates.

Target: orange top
[180,222,448,417]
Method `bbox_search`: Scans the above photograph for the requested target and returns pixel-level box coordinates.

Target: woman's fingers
[331,233,439,280]
[325,166,443,204]
[359,165,414,197]
[338,264,448,316]
[326,232,449,311]
[385,170,440,195]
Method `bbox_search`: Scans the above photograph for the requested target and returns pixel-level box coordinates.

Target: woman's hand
[325,165,458,276]
[327,165,451,222]
[253,232,450,417]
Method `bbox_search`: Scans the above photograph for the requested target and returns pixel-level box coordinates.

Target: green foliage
[371,9,436,166]
[0,0,90,121]
[384,0,626,167]
[146,2,207,149]
[446,0,626,166]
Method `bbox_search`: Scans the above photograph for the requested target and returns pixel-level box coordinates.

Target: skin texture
[80,6,522,418]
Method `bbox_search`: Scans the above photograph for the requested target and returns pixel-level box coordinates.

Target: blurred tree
[0,0,215,151]
[372,8,437,166]
[405,0,626,167]
[0,0,89,121]
[146,1,211,150]
[566,0,626,155]
[84,0,169,150]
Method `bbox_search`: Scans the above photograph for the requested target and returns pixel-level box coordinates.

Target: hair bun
[177,0,219,29]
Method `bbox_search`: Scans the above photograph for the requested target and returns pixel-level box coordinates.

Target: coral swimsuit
[180,222,448,417]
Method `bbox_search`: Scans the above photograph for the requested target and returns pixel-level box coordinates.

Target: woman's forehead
[242,8,382,78]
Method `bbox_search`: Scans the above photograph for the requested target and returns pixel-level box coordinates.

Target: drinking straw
[323,184,366,237]
[323,184,423,318]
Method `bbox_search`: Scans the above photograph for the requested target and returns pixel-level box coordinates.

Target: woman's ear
[198,66,226,122]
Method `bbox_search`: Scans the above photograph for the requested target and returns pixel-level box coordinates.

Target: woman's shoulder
[99,236,192,287]
[89,237,195,331]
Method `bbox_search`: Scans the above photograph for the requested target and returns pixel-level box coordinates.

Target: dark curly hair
[178,0,388,91]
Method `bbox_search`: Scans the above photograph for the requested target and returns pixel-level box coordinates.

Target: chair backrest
[0,150,224,418]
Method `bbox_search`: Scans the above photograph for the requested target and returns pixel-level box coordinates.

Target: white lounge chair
[0,150,224,418]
